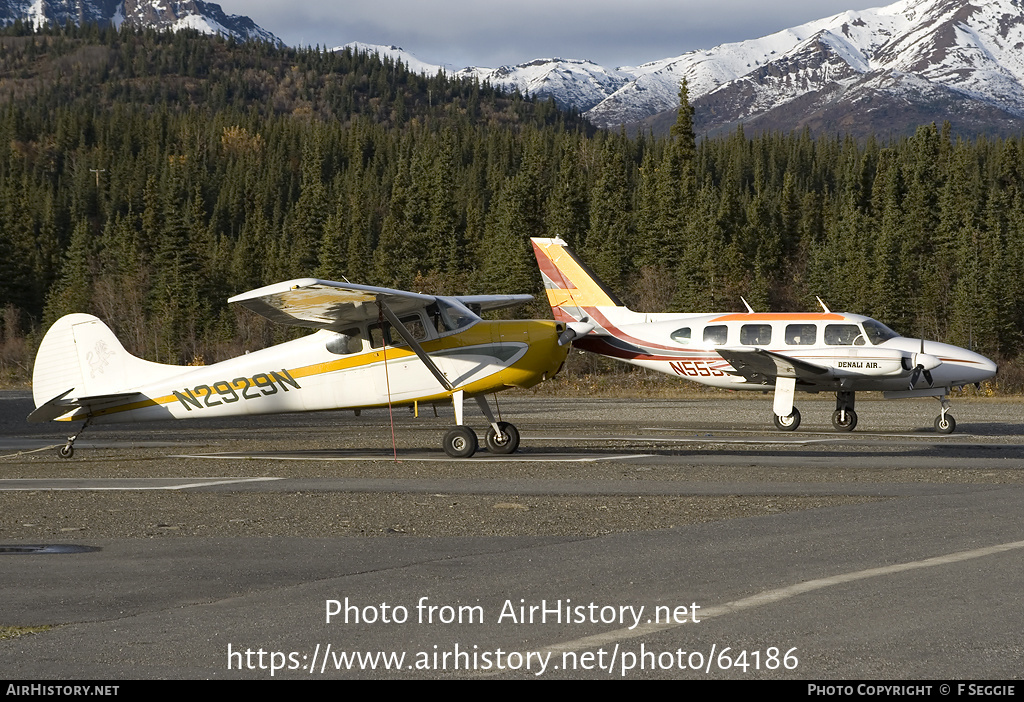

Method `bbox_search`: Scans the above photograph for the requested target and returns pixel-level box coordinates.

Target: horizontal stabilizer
[27,389,147,423]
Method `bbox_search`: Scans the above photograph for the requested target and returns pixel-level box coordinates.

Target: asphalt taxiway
[1,390,1023,678]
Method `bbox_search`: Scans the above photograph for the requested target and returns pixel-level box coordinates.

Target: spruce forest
[2,23,1024,389]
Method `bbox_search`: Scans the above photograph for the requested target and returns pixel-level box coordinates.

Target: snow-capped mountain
[587,0,1024,135]
[455,58,634,113]
[342,0,1024,136]
[0,1,279,44]
[336,43,632,113]
[7,0,1024,136]
[341,42,448,77]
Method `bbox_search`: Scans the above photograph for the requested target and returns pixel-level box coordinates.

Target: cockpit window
[670,327,691,344]
[367,314,430,349]
[397,315,428,344]
[862,319,900,345]
[824,324,865,346]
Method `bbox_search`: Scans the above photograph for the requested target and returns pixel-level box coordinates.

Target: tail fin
[530,237,626,327]
[32,314,187,410]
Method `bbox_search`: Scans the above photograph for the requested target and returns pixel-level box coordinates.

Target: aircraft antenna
[815,296,832,314]
[740,297,754,313]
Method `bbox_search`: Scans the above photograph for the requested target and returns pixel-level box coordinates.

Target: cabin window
[785,324,816,346]
[396,314,428,344]
[703,325,728,346]
[670,327,691,344]
[367,315,429,348]
[824,324,865,346]
[862,319,900,345]
[325,328,363,355]
[368,322,390,348]
[740,324,772,345]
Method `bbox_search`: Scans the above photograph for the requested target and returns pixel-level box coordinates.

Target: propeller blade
[558,318,594,346]
[907,339,942,388]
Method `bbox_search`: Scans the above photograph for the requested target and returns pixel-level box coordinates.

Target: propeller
[907,339,942,389]
[558,317,594,346]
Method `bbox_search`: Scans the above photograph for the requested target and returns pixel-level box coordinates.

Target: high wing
[228,278,436,330]
[228,278,533,330]
[454,294,533,312]
[715,347,831,384]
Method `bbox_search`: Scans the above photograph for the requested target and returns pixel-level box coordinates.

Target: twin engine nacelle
[829,348,941,379]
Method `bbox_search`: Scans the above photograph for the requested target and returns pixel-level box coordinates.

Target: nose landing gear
[935,396,955,434]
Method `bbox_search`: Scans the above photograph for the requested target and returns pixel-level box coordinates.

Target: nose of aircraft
[927,341,998,384]
[493,320,570,388]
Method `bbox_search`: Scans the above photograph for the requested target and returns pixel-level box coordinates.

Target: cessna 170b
[531,237,998,433]
[30,279,586,458]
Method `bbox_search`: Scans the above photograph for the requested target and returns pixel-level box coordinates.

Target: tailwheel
[58,418,91,459]
[485,422,520,454]
[773,407,800,431]
[443,426,478,458]
[831,409,858,432]
[934,414,956,434]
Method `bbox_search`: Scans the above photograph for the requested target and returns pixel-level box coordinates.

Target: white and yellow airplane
[30,278,585,458]
[531,237,998,433]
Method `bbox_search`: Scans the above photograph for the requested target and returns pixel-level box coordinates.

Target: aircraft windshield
[433,299,479,334]
[862,319,901,345]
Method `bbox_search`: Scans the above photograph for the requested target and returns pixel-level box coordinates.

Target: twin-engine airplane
[531,237,998,433]
[30,279,585,458]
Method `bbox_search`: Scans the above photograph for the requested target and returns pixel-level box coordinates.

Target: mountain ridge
[337,0,1024,137]
[5,0,1024,136]
[0,0,279,44]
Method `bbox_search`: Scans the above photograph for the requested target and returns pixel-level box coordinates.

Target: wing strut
[377,300,455,392]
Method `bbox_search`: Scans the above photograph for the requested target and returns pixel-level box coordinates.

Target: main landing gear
[831,391,857,432]
[773,408,800,431]
[770,391,959,434]
[441,391,521,458]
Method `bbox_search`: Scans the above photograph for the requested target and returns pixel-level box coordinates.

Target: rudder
[529,237,624,324]
[32,314,186,408]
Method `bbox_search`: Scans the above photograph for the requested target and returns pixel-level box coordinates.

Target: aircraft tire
[831,409,858,432]
[443,426,478,458]
[58,444,73,459]
[485,422,520,454]
[935,414,956,434]
[773,408,800,431]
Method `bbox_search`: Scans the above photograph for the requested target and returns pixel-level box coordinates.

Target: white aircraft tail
[32,313,189,409]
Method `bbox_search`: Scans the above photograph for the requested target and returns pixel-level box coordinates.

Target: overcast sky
[215,1,888,69]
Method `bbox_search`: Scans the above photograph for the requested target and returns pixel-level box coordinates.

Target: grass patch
[0,625,52,640]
